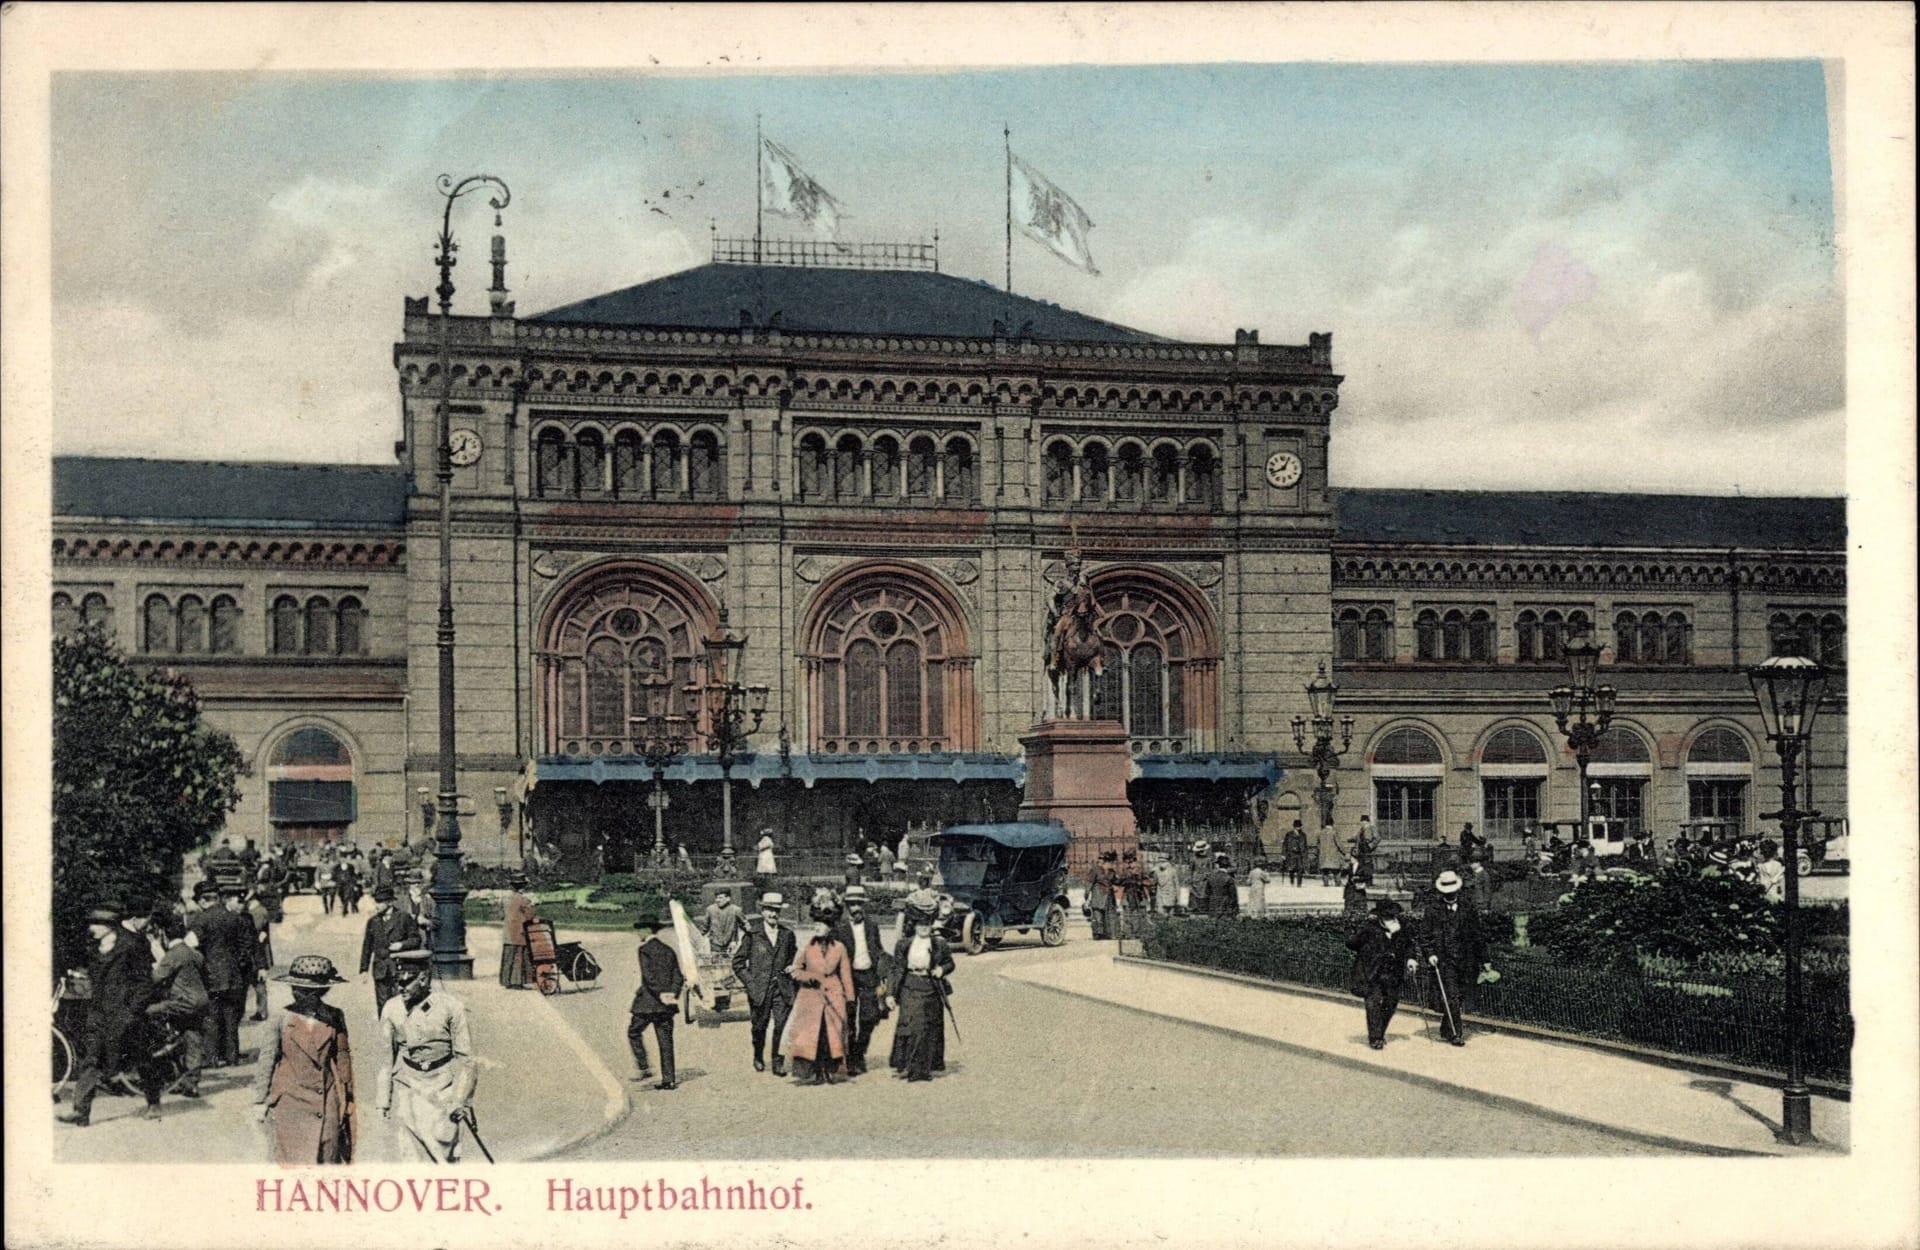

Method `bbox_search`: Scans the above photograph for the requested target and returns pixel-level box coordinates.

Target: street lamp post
[427,172,510,979]
[1290,662,1354,832]
[1549,634,1617,848]
[629,673,692,869]
[689,609,769,879]
[1748,650,1828,1146]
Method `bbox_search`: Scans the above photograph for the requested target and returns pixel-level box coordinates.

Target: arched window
[1336,608,1362,662]
[536,428,569,496]
[211,595,240,654]
[613,430,645,497]
[1414,610,1440,661]
[798,433,829,500]
[1689,727,1751,765]
[1540,611,1566,661]
[1614,611,1639,663]
[689,431,723,497]
[871,436,900,498]
[543,575,706,756]
[1127,643,1166,736]
[942,438,976,503]
[176,595,207,654]
[304,597,333,656]
[1148,445,1179,503]
[1592,726,1651,765]
[1114,443,1144,503]
[143,594,173,654]
[81,592,114,638]
[1567,611,1593,649]
[1468,610,1495,662]
[272,595,301,654]
[1084,571,1220,750]
[1081,443,1110,502]
[575,430,605,494]
[336,597,365,656]
[1186,444,1219,509]
[1687,726,1752,831]
[833,434,863,499]
[809,579,960,751]
[1516,610,1540,662]
[52,592,78,639]
[906,437,936,498]
[650,430,681,496]
[1043,441,1075,504]
[1640,611,1666,665]
[1819,613,1845,668]
[1441,610,1466,661]
[268,725,356,835]
[1667,611,1692,665]
[1481,726,1547,765]
[1374,727,1442,765]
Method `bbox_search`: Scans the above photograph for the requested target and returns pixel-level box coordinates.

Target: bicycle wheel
[52,1027,75,1096]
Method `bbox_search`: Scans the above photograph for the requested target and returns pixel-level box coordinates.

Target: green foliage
[1488,859,1532,884]
[1524,866,1783,969]
[52,627,246,965]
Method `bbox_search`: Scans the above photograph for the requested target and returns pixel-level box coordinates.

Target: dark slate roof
[532,263,1162,343]
[53,456,408,529]
[1335,489,1846,551]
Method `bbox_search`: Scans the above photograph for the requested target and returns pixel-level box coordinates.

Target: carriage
[931,823,1073,955]
[523,919,602,995]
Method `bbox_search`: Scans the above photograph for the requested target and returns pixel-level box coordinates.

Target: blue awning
[933,822,1070,848]
[1131,752,1286,788]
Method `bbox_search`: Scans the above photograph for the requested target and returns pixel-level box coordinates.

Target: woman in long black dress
[887,890,954,1082]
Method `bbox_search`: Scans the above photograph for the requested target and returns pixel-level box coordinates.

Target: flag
[1011,154,1099,275]
[760,139,845,239]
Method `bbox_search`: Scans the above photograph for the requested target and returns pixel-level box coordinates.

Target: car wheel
[961,911,985,956]
[1041,903,1068,947]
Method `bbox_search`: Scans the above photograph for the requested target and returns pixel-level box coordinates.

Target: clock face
[1265,450,1303,489]
[448,427,484,467]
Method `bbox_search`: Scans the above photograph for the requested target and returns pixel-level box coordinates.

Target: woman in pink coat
[253,955,356,1165]
[780,890,855,1085]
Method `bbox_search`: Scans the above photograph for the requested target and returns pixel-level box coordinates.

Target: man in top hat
[376,949,476,1162]
[189,881,258,1067]
[698,888,745,958]
[1205,852,1241,918]
[60,902,164,1126]
[1282,819,1310,888]
[1345,899,1417,1049]
[147,912,210,1098]
[732,891,798,1075]
[255,955,356,1165]
[499,871,537,989]
[359,883,424,1018]
[1421,870,1486,1046]
[831,885,893,1075]
[629,907,686,1090]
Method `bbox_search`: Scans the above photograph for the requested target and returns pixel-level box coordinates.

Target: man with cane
[1420,870,1486,1046]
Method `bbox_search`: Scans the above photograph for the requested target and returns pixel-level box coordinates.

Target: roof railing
[711,236,938,272]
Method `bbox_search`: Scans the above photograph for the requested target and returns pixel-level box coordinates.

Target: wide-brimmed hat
[1191,840,1211,854]
[1434,870,1463,895]
[86,905,122,924]
[845,853,864,866]
[843,885,868,903]
[277,955,348,989]
[904,888,941,919]
[759,891,784,908]
[1371,899,1404,918]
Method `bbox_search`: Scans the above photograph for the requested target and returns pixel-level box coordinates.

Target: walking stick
[936,976,961,1044]
[453,1106,496,1163]
[1428,956,1460,1040]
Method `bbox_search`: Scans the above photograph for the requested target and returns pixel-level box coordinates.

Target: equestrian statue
[1045,548,1106,719]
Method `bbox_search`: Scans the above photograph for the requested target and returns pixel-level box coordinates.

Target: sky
[49,61,1842,494]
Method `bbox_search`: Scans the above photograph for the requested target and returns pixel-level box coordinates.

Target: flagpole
[1003,123,1012,293]
[754,114,763,265]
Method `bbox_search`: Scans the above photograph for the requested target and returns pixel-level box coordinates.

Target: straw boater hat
[846,853,864,866]
[277,955,348,989]
[1192,840,1211,855]
[843,884,868,903]
[759,891,784,908]
[1434,870,1463,895]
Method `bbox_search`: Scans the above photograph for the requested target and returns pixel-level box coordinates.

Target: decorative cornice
[1333,550,1845,592]
[53,532,406,567]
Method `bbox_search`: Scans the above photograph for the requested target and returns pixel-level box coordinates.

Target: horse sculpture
[1046,552,1106,718]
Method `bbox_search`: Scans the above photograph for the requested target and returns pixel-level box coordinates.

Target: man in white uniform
[376,950,476,1162]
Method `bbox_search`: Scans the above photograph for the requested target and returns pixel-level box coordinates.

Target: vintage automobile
[1805,815,1849,874]
[930,822,1073,955]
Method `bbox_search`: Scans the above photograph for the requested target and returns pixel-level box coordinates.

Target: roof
[53,456,409,529]
[531,263,1161,344]
[1335,489,1846,551]
[933,822,1072,849]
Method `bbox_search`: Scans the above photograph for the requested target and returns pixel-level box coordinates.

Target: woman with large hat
[253,955,356,1165]
[499,871,538,989]
[780,889,855,1085]
[887,889,955,1082]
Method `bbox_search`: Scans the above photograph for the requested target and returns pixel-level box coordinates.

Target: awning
[1130,752,1285,788]
[533,751,1025,789]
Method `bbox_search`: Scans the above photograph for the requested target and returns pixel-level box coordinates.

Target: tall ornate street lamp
[427,172,510,979]
[1291,662,1354,831]
[688,609,768,878]
[629,673,692,868]
[1549,633,1616,848]
[1748,649,1828,1146]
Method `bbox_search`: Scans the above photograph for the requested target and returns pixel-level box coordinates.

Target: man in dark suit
[189,883,257,1067]
[1345,899,1416,1049]
[1420,870,1486,1046]
[831,886,892,1076]
[358,884,422,1018]
[629,907,686,1090]
[732,891,798,1076]
[60,902,163,1126]
[1205,852,1241,917]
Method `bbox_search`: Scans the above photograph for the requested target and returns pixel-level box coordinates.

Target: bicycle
[52,973,195,1102]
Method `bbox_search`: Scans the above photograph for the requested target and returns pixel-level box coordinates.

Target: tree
[52,626,246,966]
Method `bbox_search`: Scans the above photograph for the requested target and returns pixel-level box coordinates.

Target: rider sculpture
[1045,549,1106,719]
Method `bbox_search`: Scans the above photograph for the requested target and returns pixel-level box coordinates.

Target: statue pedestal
[1018,719,1138,876]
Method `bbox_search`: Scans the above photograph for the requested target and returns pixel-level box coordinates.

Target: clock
[1265,450,1303,489]
[448,427,484,467]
